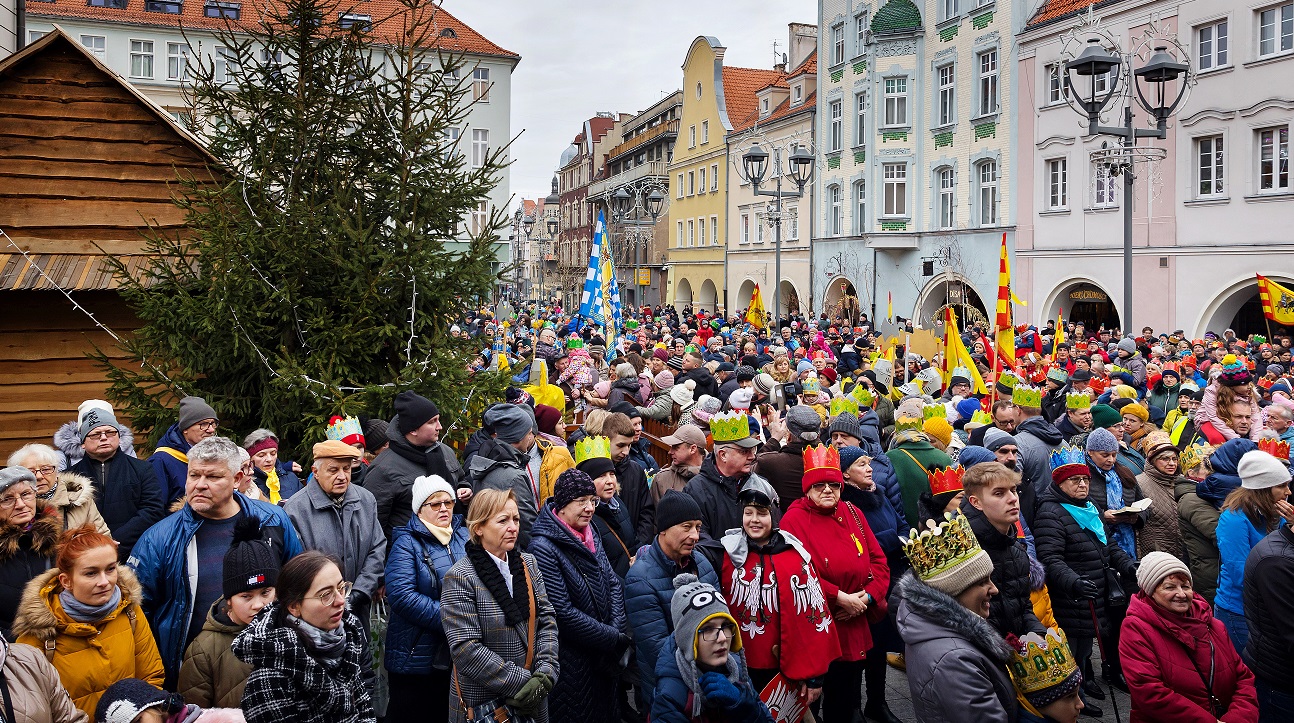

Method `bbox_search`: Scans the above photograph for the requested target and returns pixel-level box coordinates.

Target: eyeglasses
[420,499,454,511]
[86,430,119,441]
[698,622,737,642]
[810,482,843,492]
[310,581,353,607]
[29,466,56,476]
[194,420,219,431]
[0,490,36,509]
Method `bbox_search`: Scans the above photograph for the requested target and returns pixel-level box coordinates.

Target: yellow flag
[944,307,988,394]
[745,284,766,329]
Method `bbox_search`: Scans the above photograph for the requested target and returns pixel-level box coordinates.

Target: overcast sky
[449,0,818,205]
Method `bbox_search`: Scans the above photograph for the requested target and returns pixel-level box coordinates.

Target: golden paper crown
[923,403,946,421]
[1258,438,1291,461]
[802,375,821,395]
[710,411,752,443]
[900,511,985,582]
[895,416,923,434]
[1179,442,1214,473]
[928,465,965,496]
[574,436,611,465]
[850,385,875,408]
[1008,628,1081,707]
[970,410,993,426]
[830,396,860,418]
[1065,391,1092,410]
[1011,384,1042,409]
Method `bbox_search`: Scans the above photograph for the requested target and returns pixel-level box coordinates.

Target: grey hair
[188,436,243,475]
[7,443,59,468]
[241,428,278,450]
[615,363,636,381]
[1268,405,1293,421]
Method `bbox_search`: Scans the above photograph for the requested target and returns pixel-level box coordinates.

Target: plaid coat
[441,552,560,723]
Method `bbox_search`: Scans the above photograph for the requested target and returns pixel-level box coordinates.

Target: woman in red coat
[1119,551,1258,722]
[781,445,890,723]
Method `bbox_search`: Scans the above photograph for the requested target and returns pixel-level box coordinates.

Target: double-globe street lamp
[522,215,560,304]
[610,185,665,308]
[741,142,814,324]
[1063,35,1190,332]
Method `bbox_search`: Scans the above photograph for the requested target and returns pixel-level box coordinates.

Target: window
[338,12,371,30]
[884,77,908,126]
[471,201,488,235]
[145,0,183,13]
[1046,63,1067,103]
[677,173,685,199]
[1259,126,1290,191]
[701,121,709,144]
[937,64,955,125]
[828,185,843,235]
[883,164,907,216]
[756,213,764,243]
[473,68,490,102]
[829,99,843,151]
[443,127,461,159]
[942,0,957,21]
[80,35,106,61]
[854,181,866,234]
[1197,135,1224,196]
[762,98,770,114]
[689,126,696,148]
[1093,164,1118,208]
[471,129,489,168]
[1259,3,1294,57]
[978,50,999,116]
[167,42,190,81]
[213,46,231,83]
[204,1,240,18]
[938,168,956,229]
[832,24,845,65]
[787,206,799,240]
[130,40,154,79]
[855,93,867,144]
[698,218,706,246]
[1197,20,1228,70]
[793,84,803,104]
[698,167,706,194]
[711,215,719,244]
[88,0,127,7]
[979,161,999,224]
[741,214,751,244]
[28,31,46,43]
[1047,158,1068,209]
[687,170,695,195]
[688,220,695,247]
[711,164,718,191]
[855,14,868,54]
[677,221,685,247]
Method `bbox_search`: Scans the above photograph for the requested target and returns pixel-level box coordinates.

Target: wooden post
[989,324,1001,408]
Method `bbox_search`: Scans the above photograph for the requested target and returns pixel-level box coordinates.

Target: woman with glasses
[233,551,373,723]
[781,446,890,723]
[528,469,627,722]
[440,489,559,723]
[7,443,109,534]
[384,475,469,722]
[0,467,62,638]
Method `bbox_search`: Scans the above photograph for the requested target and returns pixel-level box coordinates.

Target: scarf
[59,586,121,623]
[1060,501,1108,544]
[425,518,454,546]
[675,649,744,717]
[465,541,530,627]
[265,467,281,505]
[1104,467,1137,558]
[287,613,347,669]
[36,479,59,502]
[555,512,598,555]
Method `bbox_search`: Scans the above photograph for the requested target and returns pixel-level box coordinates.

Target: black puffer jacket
[961,502,1045,638]
[1242,523,1294,692]
[1033,483,1137,638]
[681,456,745,542]
[592,498,636,577]
[70,451,165,561]
[614,457,654,547]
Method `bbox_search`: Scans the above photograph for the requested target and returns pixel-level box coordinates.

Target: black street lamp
[608,184,664,308]
[742,142,814,324]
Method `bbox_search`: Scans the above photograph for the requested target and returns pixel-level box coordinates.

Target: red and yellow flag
[745,284,766,329]
[1055,308,1066,349]
[994,233,1016,368]
[1257,275,1294,326]
[944,307,989,394]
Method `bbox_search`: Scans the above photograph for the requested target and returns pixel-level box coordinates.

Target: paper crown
[922,403,947,421]
[950,366,972,382]
[969,410,993,426]
[574,436,611,465]
[1065,391,1092,410]
[1258,438,1291,461]
[850,385,875,408]
[1049,443,1087,473]
[1007,628,1082,708]
[900,511,986,584]
[802,375,821,395]
[830,396,860,418]
[895,416,923,434]
[1179,442,1214,473]
[1011,384,1042,408]
[997,371,1019,390]
[326,415,365,446]
[802,444,843,487]
[928,465,965,496]
[710,411,752,443]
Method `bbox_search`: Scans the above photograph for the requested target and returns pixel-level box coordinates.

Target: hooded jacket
[1194,439,1256,507]
[284,481,387,600]
[149,424,196,504]
[70,451,165,562]
[894,572,1018,723]
[177,600,250,709]
[364,418,464,542]
[1174,478,1221,604]
[45,472,110,536]
[1014,416,1063,524]
[1242,523,1294,692]
[0,505,61,639]
[650,636,773,723]
[0,635,85,723]
[383,514,468,675]
[961,502,1045,638]
[467,437,539,548]
[13,567,165,717]
[1120,591,1257,722]
[53,421,136,471]
[1146,380,1183,415]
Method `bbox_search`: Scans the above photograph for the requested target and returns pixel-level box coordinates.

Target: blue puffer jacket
[859,410,904,515]
[624,539,718,707]
[650,637,773,723]
[149,424,193,504]
[128,493,303,684]
[1196,439,1258,507]
[383,514,468,675]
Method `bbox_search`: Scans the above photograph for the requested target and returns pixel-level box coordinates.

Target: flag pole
[989,324,1001,408]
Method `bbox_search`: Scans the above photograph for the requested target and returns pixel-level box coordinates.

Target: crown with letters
[1065,391,1092,410]
[1178,442,1214,474]
[326,415,364,444]
[895,416,923,434]
[928,465,965,496]
[900,511,984,581]
[830,396,860,418]
[574,436,611,465]
[1258,438,1290,461]
[1049,443,1087,474]
[1007,627,1082,708]
[710,411,752,443]
[923,403,947,421]
[1011,384,1042,409]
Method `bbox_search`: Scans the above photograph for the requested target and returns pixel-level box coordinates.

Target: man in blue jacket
[149,396,219,504]
[129,436,303,687]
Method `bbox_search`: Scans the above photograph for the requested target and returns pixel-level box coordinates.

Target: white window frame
[698,217,706,246]
[829,99,843,151]
[711,164,719,192]
[977,49,999,116]
[787,205,799,240]
[1046,158,1069,210]
[1259,3,1294,58]
[855,93,867,145]
[756,213,764,243]
[130,39,154,79]
[688,219,696,247]
[1196,134,1225,197]
[1092,163,1118,208]
[701,120,709,144]
[688,170,695,196]
[472,67,490,102]
[831,23,845,65]
[741,214,750,244]
[942,0,957,22]
[677,173,685,199]
[793,84,803,104]
[978,160,999,225]
[698,167,706,194]
[711,215,719,244]
[471,201,488,235]
[81,35,106,60]
[677,221,684,248]
[854,181,866,234]
[937,64,955,126]
[828,185,843,235]
[689,126,696,148]
[1258,125,1290,192]
[167,42,190,81]
[937,167,956,229]
[1045,63,1067,104]
[28,30,46,43]
[1196,19,1229,71]
[883,163,908,217]
[855,14,868,56]
[471,129,489,168]
[883,77,908,127]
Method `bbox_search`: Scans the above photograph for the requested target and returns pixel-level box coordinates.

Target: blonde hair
[582,409,610,436]
[466,488,517,544]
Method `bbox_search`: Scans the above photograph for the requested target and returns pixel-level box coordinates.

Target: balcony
[605,119,680,162]
[588,160,669,202]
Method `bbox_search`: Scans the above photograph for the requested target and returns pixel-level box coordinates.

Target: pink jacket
[1193,381,1263,441]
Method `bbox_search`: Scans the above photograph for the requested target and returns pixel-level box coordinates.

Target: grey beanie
[1085,427,1120,453]
[787,405,823,442]
[982,427,1018,452]
[177,396,218,431]
[827,413,863,441]
[484,404,534,444]
[1117,337,1138,356]
[0,466,36,496]
[1136,551,1191,594]
[670,573,738,663]
[79,406,121,443]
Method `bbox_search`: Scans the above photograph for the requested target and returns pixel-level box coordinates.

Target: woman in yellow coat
[12,525,164,717]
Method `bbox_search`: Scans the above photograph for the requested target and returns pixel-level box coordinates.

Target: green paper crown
[970,410,993,426]
[850,385,875,408]
[1012,384,1042,409]
[710,411,751,443]
[901,511,986,583]
[830,396,860,418]
[895,416,923,434]
[923,403,946,421]
[1065,391,1092,410]
[574,436,611,465]
[997,371,1019,390]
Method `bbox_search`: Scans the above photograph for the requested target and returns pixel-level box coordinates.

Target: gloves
[532,672,554,696]
[700,671,743,710]
[505,675,549,713]
[1076,579,1099,600]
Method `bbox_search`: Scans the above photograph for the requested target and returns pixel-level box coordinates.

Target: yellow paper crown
[969,410,993,426]
[1008,628,1081,706]
[1012,384,1042,409]
[900,511,986,582]
[1065,391,1092,410]
[802,375,820,395]
[895,416,923,434]
[574,436,611,465]
[710,411,751,443]
[1178,442,1214,473]
[830,396,860,418]
[997,371,1019,389]
[850,385,875,408]
[922,403,946,421]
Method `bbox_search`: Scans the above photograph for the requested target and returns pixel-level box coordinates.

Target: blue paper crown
[1049,443,1086,471]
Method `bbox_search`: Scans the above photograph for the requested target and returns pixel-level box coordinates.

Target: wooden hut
[0,27,217,453]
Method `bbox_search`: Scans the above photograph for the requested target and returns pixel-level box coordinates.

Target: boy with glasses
[69,403,165,561]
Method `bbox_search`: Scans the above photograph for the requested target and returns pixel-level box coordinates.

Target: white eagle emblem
[728,564,778,619]
[790,570,833,633]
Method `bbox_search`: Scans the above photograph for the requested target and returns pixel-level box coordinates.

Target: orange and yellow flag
[994,233,1017,368]
[745,284,766,329]
[1257,275,1294,326]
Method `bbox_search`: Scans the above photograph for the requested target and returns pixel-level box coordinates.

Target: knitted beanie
[838,445,870,472]
[670,573,740,662]
[222,517,280,599]
[654,370,675,390]
[729,388,754,410]
[411,474,455,514]
[735,365,757,383]
[955,398,983,422]
[656,490,703,533]
[923,417,954,447]
[551,469,596,511]
[79,407,121,443]
[752,373,777,396]
[827,413,864,442]
[394,391,440,435]
[576,457,616,481]
[1238,450,1291,490]
[95,679,180,723]
[1135,551,1191,594]
[1085,428,1120,453]
[362,418,389,454]
[177,396,218,431]
[1090,404,1123,429]
[958,446,997,469]
[484,404,533,444]
[983,427,1018,452]
[1121,403,1149,422]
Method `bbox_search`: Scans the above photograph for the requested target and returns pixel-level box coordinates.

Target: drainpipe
[17,0,26,49]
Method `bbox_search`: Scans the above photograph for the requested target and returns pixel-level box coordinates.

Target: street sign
[636,269,652,286]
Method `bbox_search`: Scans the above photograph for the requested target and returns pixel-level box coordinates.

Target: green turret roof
[871,0,923,34]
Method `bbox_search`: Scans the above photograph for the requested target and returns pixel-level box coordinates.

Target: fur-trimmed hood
[53,420,136,470]
[50,472,95,511]
[894,570,1014,664]
[0,504,62,564]
[11,565,144,642]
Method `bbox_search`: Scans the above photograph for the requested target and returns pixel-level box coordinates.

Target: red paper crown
[928,465,966,496]
[1258,438,1290,461]
[802,444,843,487]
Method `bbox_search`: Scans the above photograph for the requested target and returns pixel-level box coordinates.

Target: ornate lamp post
[741,142,815,324]
[610,183,665,307]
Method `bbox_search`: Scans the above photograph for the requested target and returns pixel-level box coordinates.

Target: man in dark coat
[676,352,720,401]
[605,412,655,545]
[149,395,219,504]
[961,463,1046,638]
[1012,402,1064,525]
[1242,517,1294,708]
[752,405,822,512]
[70,406,165,561]
[683,417,761,542]
[365,391,464,541]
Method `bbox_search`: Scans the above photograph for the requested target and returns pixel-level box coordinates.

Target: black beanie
[551,469,596,511]
[656,490,703,534]
[223,517,280,599]
[576,456,616,481]
[395,391,440,436]
[362,418,388,454]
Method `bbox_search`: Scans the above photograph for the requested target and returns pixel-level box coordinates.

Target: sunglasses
[810,482,843,492]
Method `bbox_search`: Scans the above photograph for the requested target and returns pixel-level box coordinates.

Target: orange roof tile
[787,52,817,80]
[29,0,519,60]
[722,66,786,130]
[1027,0,1121,29]
[731,91,816,133]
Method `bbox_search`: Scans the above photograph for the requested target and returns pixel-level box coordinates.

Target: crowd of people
[1,302,1292,723]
